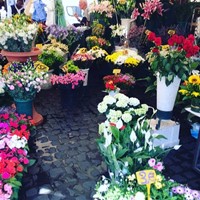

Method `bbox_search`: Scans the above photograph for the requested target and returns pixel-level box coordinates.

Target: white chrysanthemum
[103,95,116,105]
[129,97,140,106]
[134,192,145,200]
[122,113,132,123]
[116,99,128,108]
[97,102,108,113]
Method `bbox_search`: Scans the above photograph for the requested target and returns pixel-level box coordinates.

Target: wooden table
[185,108,200,173]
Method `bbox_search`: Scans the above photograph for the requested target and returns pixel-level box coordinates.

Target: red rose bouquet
[146,31,199,85]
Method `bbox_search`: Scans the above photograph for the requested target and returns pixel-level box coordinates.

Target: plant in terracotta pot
[0,59,49,117]
[146,31,199,119]
[179,72,200,113]
[0,14,40,62]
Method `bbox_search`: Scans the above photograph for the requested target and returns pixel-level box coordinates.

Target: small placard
[136,170,156,185]
[113,69,121,75]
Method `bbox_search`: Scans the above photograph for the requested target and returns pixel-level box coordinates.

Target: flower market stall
[0,0,200,199]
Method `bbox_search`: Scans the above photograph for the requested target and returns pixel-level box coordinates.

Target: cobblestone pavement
[19,80,200,200]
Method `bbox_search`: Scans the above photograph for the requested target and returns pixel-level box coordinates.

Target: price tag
[36,44,43,49]
[136,170,156,200]
[113,69,121,75]
[136,170,156,185]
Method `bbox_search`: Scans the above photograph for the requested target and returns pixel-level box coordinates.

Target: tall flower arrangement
[146,31,199,85]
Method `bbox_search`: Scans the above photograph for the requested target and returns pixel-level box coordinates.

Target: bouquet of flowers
[103,73,135,92]
[105,49,145,68]
[89,1,115,25]
[88,46,108,60]
[114,0,135,18]
[71,48,95,69]
[0,14,38,52]
[94,157,199,200]
[50,60,85,89]
[146,31,199,85]
[97,93,165,179]
[0,59,49,100]
[110,24,125,38]
[91,22,105,37]
[86,36,111,50]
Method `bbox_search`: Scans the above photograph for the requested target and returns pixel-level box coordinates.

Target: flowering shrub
[0,14,38,52]
[97,93,166,179]
[105,49,144,67]
[146,31,199,85]
[0,113,35,199]
[71,48,95,69]
[0,59,49,100]
[93,158,199,200]
[86,36,111,50]
[179,72,200,100]
[89,1,115,25]
[103,73,135,92]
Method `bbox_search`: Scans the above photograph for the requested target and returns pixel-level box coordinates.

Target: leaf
[110,126,120,143]
[116,148,128,159]
[28,159,36,167]
[145,84,156,93]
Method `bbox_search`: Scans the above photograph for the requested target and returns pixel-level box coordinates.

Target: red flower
[152,47,159,53]
[154,37,162,46]
[105,80,116,91]
[147,32,156,41]
[17,165,24,172]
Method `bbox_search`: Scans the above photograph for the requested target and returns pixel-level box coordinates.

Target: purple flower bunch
[172,185,200,200]
[45,24,68,41]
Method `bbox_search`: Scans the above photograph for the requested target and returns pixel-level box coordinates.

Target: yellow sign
[113,69,121,75]
[136,170,156,200]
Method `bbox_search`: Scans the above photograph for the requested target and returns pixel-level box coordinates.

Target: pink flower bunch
[0,181,13,199]
[132,0,163,20]
[148,158,164,171]
[51,71,85,89]
[0,113,34,199]
[89,0,115,18]
[71,53,95,62]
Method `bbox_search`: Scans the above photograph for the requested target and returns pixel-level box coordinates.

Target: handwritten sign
[136,170,156,185]
[113,69,121,75]
[136,170,156,200]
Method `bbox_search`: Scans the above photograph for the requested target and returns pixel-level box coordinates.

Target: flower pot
[1,47,42,62]
[191,98,200,113]
[14,99,33,117]
[121,18,135,38]
[156,75,181,119]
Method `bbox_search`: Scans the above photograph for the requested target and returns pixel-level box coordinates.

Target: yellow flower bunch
[179,73,200,99]
[105,49,144,67]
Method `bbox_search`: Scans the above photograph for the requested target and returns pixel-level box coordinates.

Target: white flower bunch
[6,135,27,149]
[110,24,125,37]
[88,46,108,59]
[0,15,38,52]
[0,68,5,94]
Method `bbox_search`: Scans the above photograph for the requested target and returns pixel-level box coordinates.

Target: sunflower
[188,74,200,84]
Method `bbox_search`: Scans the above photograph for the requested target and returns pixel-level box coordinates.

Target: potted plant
[179,72,200,113]
[0,14,41,62]
[0,59,49,117]
[146,31,199,119]
[50,60,85,108]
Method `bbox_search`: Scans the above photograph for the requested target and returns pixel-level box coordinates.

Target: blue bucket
[14,99,33,117]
